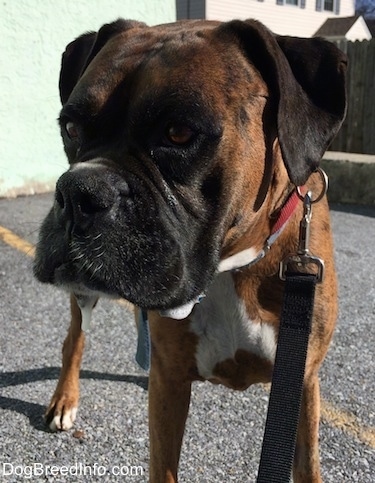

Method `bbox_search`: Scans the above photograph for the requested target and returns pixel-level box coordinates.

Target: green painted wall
[0,0,175,197]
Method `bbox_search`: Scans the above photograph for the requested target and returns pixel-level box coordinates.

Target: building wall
[0,0,175,197]
[346,16,372,41]
[206,0,355,37]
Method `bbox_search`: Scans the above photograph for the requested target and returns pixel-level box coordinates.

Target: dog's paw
[45,395,78,431]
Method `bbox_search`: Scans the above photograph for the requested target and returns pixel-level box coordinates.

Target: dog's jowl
[34,18,347,483]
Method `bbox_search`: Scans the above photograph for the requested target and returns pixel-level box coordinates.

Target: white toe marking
[50,407,78,431]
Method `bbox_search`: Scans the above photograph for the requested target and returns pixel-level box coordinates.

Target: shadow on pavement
[0,367,148,431]
[330,203,375,218]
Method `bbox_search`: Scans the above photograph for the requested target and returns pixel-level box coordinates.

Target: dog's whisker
[92,262,104,276]
[71,253,86,261]
[90,244,104,253]
[92,233,103,241]
[93,251,105,259]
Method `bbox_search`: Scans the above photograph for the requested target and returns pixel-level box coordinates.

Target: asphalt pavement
[0,193,374,482]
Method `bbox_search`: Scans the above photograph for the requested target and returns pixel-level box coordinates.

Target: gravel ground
[0,194,374,482]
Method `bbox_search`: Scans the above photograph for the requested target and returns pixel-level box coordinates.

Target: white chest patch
[189,272,277,380]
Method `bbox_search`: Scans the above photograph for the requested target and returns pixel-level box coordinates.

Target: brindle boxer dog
[34,18,347,482]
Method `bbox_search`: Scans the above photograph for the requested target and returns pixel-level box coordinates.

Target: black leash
[257,175,327,482]
[256,272,317,483]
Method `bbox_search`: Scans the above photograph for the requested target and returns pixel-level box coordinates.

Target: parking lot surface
[0,193,374,482]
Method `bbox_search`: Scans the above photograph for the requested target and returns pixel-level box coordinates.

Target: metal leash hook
[279,168,328,283]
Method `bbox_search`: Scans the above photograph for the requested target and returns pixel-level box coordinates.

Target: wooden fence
[329,39,375,155]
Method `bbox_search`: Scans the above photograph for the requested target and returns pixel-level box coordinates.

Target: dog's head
[34,19,346,311]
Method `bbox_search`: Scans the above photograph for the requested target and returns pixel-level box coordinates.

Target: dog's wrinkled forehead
[66,24,268,120]
[60,19,346,185]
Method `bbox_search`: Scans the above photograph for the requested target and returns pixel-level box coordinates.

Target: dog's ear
[218,20,347,186]
[59,31,96,105]
[59,19,147,105]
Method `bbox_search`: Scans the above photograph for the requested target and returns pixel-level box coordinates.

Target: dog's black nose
[55,166,128,234]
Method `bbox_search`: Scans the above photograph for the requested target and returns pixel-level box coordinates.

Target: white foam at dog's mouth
[74,294,97,331]
[159,299,199,320]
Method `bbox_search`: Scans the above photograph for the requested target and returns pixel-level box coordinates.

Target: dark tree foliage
[356,0,375,18]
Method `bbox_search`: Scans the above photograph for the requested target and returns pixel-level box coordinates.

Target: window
[324,0,334,11]
[316,0,340,14]
[277,0,305,7]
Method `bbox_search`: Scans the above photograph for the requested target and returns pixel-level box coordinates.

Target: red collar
[218,188,304,273]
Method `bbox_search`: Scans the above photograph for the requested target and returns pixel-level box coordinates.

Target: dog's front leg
[293,374,322,483]
[148,313,197,483]
[45,294,86,431]
[149,368,191,483]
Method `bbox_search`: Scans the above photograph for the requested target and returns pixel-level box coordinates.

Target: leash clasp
[279,253,325,283]
[279,170,327,284]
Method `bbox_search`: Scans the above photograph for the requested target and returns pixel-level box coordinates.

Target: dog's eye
[165,123,194,146]
[65,121,79,140]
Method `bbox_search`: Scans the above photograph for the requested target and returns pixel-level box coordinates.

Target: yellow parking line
[1,224,375,449]
[321,400,375,449]
[0,225,35,257]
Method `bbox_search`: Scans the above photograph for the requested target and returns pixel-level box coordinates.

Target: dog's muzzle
[34,159,214,310]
